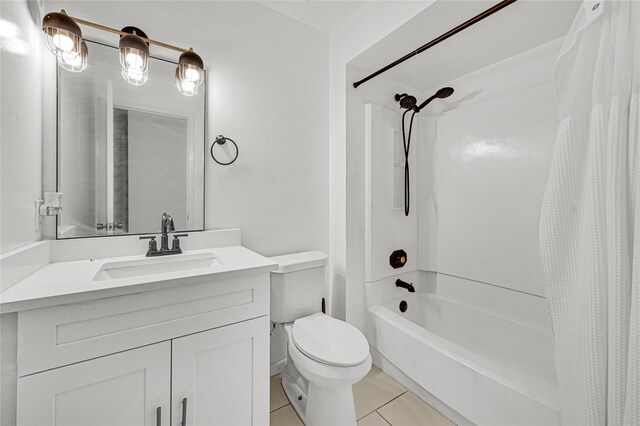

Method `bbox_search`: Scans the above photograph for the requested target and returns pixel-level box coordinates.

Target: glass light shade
[176,49,204,96]
[42,11,83,59]
[125,51,145,69]
[122,66,148,86]
[175,69,198,96]
[120,46,148,71]
[59,40,87,72]
[119,32,149,86]
[177,63,203,85]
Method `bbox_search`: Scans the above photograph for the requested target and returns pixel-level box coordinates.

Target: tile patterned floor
[269,366,456,426]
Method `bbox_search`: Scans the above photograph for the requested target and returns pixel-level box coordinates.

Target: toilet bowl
[282,313,372,426]
[269,251,372,426]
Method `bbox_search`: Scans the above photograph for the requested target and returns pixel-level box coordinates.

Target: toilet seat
[292,313,370,367]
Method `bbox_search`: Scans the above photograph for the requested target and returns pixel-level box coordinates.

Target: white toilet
[269,251,372,426]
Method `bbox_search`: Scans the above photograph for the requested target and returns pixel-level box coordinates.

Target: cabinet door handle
[156,406,161,426]
[181,397,188,426]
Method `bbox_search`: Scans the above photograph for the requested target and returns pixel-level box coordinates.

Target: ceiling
[349,0,581,91]
[255,0,364,33]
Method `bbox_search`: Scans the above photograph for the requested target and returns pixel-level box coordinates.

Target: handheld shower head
[415,87,454,113]
[395,93,417,110]
[435,87,454,98]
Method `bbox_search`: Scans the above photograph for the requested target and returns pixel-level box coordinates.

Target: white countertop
[0,245,277,313]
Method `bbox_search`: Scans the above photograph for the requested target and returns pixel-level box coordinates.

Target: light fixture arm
[61,10,189,53]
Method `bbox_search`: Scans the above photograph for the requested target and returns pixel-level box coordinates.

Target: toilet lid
[292,313,370,367]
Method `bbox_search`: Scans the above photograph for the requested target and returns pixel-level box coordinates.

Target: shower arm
[352,0,518,89]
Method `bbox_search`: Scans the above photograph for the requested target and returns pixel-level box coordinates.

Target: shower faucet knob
[390,249,407,269]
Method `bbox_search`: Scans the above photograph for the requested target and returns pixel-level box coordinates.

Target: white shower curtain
[540,1,639,425]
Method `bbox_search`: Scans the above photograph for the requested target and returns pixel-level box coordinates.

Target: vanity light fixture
[41,10,204,95]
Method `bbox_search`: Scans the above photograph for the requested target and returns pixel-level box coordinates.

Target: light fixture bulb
[125,51,144,69]
[52,33,74,52]
[184,67,200,82]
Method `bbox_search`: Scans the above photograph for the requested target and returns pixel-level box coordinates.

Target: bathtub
[366,273,560,425]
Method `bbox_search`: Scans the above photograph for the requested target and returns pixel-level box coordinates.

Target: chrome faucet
[396,279,415,293]
[139,212,188,257]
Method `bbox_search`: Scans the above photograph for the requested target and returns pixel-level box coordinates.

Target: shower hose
[402,109,417,217]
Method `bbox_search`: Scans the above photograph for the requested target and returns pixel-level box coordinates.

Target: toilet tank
[269,251,327,323]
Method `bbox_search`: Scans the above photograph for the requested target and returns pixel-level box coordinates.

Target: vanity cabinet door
[17,342,170,426]
[171,316,270,426]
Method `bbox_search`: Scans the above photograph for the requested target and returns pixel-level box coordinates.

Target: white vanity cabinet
[13,267,271,426]
[17,317,269,426]
[17,342,172,426]
[172,317,269,426]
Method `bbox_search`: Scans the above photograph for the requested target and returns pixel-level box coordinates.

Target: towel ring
[210,135,239,166]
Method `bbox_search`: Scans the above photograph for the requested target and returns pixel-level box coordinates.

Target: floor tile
[353,366,407,420]
[378,391,455,426]
[358,411,391,426]
[270,373,289,412]
[270,404,303,426]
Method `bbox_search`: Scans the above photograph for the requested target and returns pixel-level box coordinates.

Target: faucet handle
[171,234,188,252]
[140,235,158,255]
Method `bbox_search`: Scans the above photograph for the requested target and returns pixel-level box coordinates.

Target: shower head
[436,87,454,98]
[415,87,454,113]
[395,93,417,110]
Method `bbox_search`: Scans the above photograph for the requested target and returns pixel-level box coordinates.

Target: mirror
[56,40,205,238]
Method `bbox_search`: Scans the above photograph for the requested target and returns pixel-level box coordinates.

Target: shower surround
[360,38,564,425]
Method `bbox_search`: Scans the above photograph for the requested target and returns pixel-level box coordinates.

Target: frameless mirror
[56,40,205,238]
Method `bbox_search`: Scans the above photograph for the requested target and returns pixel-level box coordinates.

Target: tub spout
[396,279,415,293]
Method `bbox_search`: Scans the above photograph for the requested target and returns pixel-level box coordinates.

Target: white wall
[0,2,44,421]
[421,38,562,298]
[0,6,43,421]
[0,0,43,253]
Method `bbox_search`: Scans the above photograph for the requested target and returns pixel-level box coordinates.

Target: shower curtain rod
[352,0,518,88]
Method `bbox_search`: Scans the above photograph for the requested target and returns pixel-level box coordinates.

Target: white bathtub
[366,273,560,425]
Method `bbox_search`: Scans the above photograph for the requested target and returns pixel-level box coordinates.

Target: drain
[399,300,408,312]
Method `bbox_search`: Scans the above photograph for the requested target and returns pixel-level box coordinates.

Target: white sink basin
[93,252,222,281]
